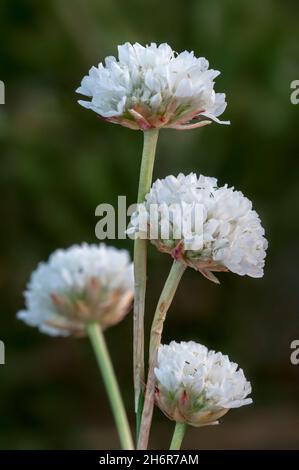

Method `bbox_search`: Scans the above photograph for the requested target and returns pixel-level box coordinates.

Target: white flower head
[154,341,252,427]
[128,173,268,282]
[76,42,229,131]
[17,243,134,337]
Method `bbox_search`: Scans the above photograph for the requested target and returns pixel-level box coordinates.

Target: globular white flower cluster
[128,173,268,282]
[17,243,134,337]
[76,42,229,130]
[154,341,252,427]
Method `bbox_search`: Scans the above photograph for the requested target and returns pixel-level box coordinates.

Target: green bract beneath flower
[76,42,229,130]
[154,341,252,427]
[17,243,134,336]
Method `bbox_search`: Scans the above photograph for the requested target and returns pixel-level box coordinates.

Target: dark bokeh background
[0,0,299,449]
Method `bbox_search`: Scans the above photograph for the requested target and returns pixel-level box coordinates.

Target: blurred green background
[0,0,299,449]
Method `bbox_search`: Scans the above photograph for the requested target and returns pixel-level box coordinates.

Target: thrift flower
[17,243,133,336]
[154,341,252,427]
[76,42,229,130]
[128,173,268,282]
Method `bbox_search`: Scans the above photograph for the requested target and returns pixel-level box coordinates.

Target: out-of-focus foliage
[0,0,298,449]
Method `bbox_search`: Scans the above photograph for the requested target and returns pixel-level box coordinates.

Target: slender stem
[138,260,186,449]
[86,322,134,450]
[137,130,159,203]
[170,422,187,450]
[134,129,159,420]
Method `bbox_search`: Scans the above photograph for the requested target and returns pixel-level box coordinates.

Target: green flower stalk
[87,322,134,450]
[170,422,187,450]
[134,129,159,426]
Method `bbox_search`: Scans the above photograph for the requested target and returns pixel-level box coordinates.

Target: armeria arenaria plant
[77,42,230,428]
[17,42,267,451]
